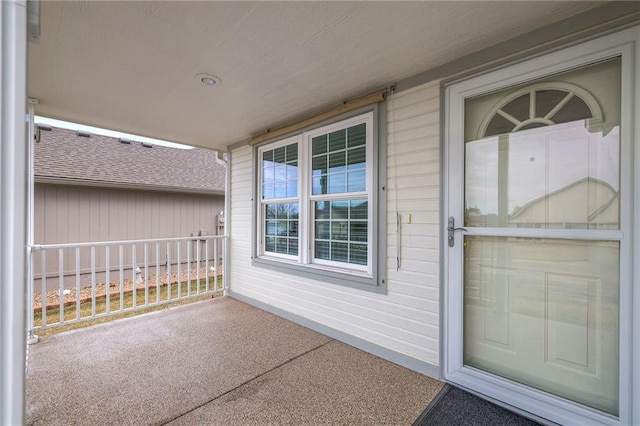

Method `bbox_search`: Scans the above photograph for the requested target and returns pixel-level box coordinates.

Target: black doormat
[413,384,541,426]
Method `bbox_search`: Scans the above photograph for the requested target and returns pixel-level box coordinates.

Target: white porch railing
[28,235,227,337]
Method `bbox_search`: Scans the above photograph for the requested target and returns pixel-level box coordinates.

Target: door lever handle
[447,217,466,247]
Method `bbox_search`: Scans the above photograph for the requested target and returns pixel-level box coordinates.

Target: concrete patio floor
[26,297,443,425]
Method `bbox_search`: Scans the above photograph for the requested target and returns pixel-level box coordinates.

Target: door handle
[447,216,467,247]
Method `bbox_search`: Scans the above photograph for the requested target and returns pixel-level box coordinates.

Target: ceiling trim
[248,89,387,146]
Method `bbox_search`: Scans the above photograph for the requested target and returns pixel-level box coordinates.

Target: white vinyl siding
[229,81,441,367]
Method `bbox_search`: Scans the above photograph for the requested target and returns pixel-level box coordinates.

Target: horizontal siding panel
[389,147,439,165]
[399,235,440,250]
[386,278,439,298]
[389,125,438,147]
[384,211,440,227]
[230,186,253,197]
[388,100,439,122]
[388,161,439,178]
[231,147,252,162]
[388,84,439,110]
[386,258,439,275]
[386,268,439,288]
[387,199,440,213]
[384,293,440,315]
[393,187,439,201]
[388,246,439,262]
[388,110,439,134]
[392,174,440,190]
[388,136,438,155]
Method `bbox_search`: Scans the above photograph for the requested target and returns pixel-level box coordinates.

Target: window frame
[305,114,374,274]
[252,105,386,293]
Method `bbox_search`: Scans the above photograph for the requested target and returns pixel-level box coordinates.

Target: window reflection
[262,143,298,200]
[264,203,299,256]
[312,123,366,195]
[314,199,367,265]
[465,121,619,229]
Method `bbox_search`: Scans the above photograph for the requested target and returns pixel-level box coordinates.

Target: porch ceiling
[28,1,601,151]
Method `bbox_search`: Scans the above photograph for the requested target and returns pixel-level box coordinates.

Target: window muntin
[257,113,373,274]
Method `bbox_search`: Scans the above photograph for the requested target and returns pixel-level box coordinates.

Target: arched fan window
[478,82,603,139]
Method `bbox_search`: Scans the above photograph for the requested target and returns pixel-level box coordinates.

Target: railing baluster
[75,248,81,320]
[105,246,110,314]
[166,242,171,302]
[177,241,182,299]
[91,246,96,318]
[196,239,201,295]
[58,248,64,324]
[187,241,191,297]
[132,244,137,308]
[213,240,218,291]
[119,245,124,312]
[156,242,160,304]
[41,250,47,327]
[205,239,210,293]
[144,243,149,306]
[223,237,228,296]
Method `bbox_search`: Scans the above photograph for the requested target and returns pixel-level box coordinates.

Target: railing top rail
[30,235,228,250]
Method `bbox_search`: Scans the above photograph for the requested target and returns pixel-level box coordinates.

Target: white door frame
[443,26,639,425]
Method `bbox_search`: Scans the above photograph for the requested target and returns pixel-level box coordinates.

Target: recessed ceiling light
[195,73,222,87]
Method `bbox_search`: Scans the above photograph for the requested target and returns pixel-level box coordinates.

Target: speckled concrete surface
[26,297,443,425]
[167,340,443,426]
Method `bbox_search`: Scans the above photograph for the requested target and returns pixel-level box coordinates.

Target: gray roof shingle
[35,127,225,193]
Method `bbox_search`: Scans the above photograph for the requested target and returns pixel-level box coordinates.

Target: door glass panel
[464,236,619,415]
[465,121,620,229]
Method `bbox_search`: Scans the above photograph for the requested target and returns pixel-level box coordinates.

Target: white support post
[27,98,38,344]
[1,1,28,425]
[222,153,230,295]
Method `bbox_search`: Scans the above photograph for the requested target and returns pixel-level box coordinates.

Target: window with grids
[258,113,373,273]
[260,140,300,257]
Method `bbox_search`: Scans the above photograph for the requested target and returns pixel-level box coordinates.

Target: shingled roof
[34,126,225,194]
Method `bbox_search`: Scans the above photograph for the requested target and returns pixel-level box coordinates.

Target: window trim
[252,103,387,293]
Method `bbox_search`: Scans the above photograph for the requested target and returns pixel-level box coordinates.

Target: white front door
[444,29,638,425]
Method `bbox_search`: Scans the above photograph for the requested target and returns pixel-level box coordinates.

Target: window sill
[252,256,386,294]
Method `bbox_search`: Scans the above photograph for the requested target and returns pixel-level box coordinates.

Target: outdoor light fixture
[196,73,222,87]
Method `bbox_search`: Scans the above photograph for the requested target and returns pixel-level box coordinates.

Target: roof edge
[34,176,225,196]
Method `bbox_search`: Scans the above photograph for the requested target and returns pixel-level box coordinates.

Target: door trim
[442,26,639,425]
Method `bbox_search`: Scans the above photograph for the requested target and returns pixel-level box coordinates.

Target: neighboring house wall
[33,127,226,291]
[228,81,441,372]
[34,184,224,244]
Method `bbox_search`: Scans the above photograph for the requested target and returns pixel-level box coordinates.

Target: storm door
[445,47,630,424]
